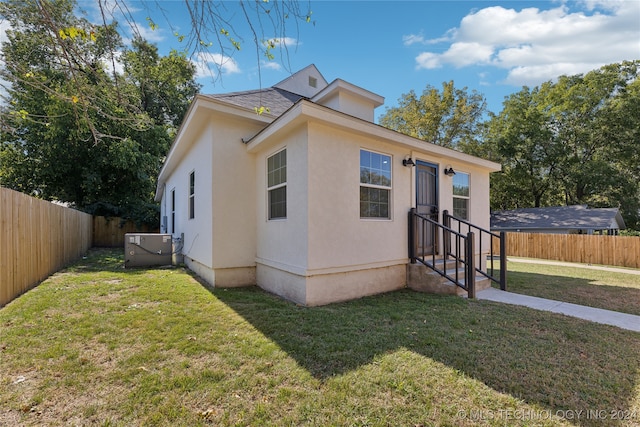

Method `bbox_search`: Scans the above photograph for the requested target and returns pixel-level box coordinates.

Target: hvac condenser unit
[124,233,172,268]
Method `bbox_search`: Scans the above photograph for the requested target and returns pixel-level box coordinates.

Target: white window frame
[267,148,287,220]
[359,149,392,220]
[452,172,470,220]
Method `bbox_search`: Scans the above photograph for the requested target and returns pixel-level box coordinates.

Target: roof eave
[246,100,501,172]
[155,95,272,201]
[311,79,385,108]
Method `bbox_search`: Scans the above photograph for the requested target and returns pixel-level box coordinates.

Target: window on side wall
[267,149,287,220]
[188,171,195,220]
[171,188,176,232]
[452,172,470,220]
[360,149,392,219]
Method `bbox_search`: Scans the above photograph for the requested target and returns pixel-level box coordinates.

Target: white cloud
[129,20,166,43]
[261,61,281,71]
[79,1,165,44]
[403,33,426,46]
[0,20,13,102]
[81,0,142,21]
[193,53,240,79]
[0,19,10,44]
[414,1,640,86]
[404,29,456,46]
[103,50,124,76]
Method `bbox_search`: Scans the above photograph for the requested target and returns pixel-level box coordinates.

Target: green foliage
[379,81,487,149]
[484,61,640,229]
[484,86,564,209]
[0,0,200,227]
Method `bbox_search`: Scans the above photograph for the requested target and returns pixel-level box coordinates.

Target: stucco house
[491,205,626,235]
[155,65,501,306]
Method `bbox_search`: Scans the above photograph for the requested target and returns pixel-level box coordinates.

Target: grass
[497,259,640,316]
[0,248,638,426]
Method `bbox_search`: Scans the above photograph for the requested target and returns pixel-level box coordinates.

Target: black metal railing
[408,208,477,298]
[443,210,507,291]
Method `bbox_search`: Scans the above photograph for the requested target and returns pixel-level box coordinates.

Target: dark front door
[416,162,439,255]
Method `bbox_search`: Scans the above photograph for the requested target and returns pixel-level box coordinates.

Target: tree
[0,0,313,224]
[484,61,640,229]
[0,0,199,226]
[379,81,486,149]
[0,0,313,132]
[484,86,564,209]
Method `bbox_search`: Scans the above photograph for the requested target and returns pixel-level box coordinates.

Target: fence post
[499,231,507,291]
[466,231,475,299]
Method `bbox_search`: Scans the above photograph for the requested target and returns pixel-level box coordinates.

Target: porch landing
[406,262,491,297]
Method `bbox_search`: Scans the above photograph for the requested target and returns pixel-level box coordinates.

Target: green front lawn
[1,249,638,426]
[500,259,640,316]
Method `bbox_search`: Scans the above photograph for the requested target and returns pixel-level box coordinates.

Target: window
[360,149,391,219]
[309,76,317,88]
[171,188,176,232]
[267,149,287,219]
[452,172,470,220]
[188,171,195,219]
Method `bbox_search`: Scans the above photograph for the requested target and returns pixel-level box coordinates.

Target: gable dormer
[273,64,328,98]
[311,79,384,122]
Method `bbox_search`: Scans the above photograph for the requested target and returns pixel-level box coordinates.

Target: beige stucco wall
[161,96,498,303]
[305,264,406,306]
[256,263,307,304]
[160,108,265,288]
[255,124,310,276]
[319,91,378,122]
[251,118,496,305]
[210,115,262,273]
[162,122,214,273]
[256,262,405,306]
[306,122,410,273]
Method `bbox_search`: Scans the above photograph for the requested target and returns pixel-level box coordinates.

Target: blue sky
[83,1,640,115]
[134,0,640,117]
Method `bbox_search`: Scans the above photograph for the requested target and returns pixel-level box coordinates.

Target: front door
[416,162,439,255]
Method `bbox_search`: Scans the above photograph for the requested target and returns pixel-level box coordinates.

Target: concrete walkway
[477,287,640,333]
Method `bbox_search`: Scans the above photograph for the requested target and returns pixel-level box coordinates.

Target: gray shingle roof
[203,87,305,117]
[491,205,626,231]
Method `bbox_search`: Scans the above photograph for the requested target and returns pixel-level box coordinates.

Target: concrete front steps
[407,258,492,297]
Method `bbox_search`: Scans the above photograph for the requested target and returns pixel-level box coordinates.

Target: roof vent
[308,76,317,88]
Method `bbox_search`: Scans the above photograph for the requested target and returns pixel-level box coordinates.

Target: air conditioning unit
[124,233,172,268]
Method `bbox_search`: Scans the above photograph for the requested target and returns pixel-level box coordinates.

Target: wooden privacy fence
[93,216,158,247]
[492,232,640,269]
[1,187,93,306]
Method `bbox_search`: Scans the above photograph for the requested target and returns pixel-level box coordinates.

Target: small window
[360,149,392,219]
[453,172,470,220]
[309,76,317,88]
[188,171,195,220]
[267,149,286,219]
[171,188,176,232]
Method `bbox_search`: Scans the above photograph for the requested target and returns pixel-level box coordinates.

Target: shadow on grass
[215,286,640,424]
[503,270,640,316]
[65,247,126,272]
[67,247,176,277]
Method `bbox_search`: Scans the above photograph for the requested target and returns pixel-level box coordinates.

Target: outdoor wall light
[444,166,456,176]
[403,157,416,167]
